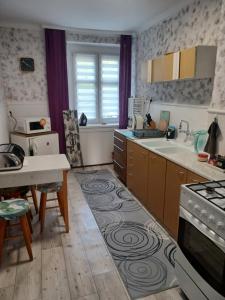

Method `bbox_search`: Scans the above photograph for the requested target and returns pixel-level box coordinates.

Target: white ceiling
[0,0,192,32]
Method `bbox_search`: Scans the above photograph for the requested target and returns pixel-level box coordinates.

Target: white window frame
[67,43,120,125]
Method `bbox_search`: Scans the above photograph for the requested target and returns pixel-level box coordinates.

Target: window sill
[79,123,118,130]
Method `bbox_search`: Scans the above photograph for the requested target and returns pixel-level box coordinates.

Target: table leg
[60,170,69,233]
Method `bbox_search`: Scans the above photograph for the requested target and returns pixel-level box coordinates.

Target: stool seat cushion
[37,182,62,193]
[0,186,30,199]
[0,199,30,220]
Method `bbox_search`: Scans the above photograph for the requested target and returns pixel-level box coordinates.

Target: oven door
[178,207,225,297]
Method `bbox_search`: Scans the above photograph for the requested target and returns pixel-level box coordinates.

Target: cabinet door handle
[127,173,133,176]
[178,171,185,177]
[113,160,124,169]
[114,144,124,152]
[150,156,157,160]
[114,136,124,144]
[191,178,199,183]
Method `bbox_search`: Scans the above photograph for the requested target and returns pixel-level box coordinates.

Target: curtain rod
[42,24,136,36]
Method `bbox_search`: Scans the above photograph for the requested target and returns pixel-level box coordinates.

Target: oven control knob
[194,204,200,213]
[216,221,225,231]
[208,215,215,224]
[200,209,207,219]
[187,200,193,208]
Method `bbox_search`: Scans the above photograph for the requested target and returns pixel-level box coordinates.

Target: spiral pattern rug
[75,169,178,299]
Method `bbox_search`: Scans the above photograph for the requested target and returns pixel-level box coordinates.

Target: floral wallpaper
[0,27,123,107]
[67,31,120,44]
[0,27,48,104]
[212,0,225,108]
[136,0,222,106]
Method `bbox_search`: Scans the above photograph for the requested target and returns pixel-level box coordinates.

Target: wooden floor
[0,165,186,300]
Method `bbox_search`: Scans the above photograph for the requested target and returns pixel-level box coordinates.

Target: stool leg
[26,212,33,235]
[20,215,33,261]
[30,186,38,214]
[39,193,47,233]
[57,192,64,216]
[23,195,33,220]
[0,220,6,264]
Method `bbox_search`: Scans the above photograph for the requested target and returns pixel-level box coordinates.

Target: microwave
[15,117,51,134]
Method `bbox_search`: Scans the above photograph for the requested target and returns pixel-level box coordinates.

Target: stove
[175,180,225,300]
[180,180,225,240]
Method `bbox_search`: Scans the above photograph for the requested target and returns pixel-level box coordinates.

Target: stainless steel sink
[155,146,190,154]
[140,140,174,148]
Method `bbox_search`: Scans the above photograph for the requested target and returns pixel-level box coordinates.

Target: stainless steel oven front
[175,206,225,300]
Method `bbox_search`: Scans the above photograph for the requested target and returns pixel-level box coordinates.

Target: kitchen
[0,0,225,300]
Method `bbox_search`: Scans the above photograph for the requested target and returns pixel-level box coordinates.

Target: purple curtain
[45,29,69,153]
[119,35,132,129]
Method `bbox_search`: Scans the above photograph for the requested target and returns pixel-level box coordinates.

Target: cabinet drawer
[113,160,126,183]
[114,132,127,150]
[114,145,126,166]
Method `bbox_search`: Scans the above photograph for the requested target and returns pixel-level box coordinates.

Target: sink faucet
[179,120,190,142]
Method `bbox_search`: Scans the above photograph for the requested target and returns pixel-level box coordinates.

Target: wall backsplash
[136,0,222,105]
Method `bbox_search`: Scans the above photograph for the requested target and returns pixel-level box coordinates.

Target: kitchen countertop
[115,129,225,181]
[115,129,136,139]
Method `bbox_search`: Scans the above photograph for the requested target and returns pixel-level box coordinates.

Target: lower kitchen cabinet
[187,170,207,183]
[147,151,167,223]
[113,131,127,184]
[126,139,208,241]
[127,140,148,206]
[163,161,187,240]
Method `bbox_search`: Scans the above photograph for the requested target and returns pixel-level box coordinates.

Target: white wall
[79,126,116,165]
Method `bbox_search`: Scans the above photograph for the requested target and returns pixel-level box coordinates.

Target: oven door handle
[180,207,225,251]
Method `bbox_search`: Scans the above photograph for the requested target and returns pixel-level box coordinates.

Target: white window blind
[74,49,119,124]
[100,55,119,122]
[75,54,97,121]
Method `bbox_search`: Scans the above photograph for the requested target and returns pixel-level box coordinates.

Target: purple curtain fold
[45,28,69,153]
[119,35,132,129]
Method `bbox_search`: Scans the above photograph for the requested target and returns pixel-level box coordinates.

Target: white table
[0,154,71,232]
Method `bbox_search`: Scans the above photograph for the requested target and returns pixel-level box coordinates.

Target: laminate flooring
[0,165,186,300]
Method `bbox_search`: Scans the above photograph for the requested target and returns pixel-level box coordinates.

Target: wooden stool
[0,199,33,263]
[0,186,39,214]
[37,182,63,233]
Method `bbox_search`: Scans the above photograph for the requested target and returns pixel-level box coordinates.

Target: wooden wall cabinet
[127,140,148,206]
[148,46,216,83]
[147,152,167,223]
[179,46,217,79]
[151,52,180,83]
[113,131,127,184]
[151,57,164,82]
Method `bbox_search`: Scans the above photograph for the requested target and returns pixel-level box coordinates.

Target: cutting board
[158,110,170,131]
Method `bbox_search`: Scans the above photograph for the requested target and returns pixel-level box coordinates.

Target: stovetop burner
[187,180,225,211]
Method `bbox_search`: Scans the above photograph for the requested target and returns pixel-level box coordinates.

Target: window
[70,45,120,124]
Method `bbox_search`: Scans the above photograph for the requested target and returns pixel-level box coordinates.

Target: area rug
[75,169,178,299]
